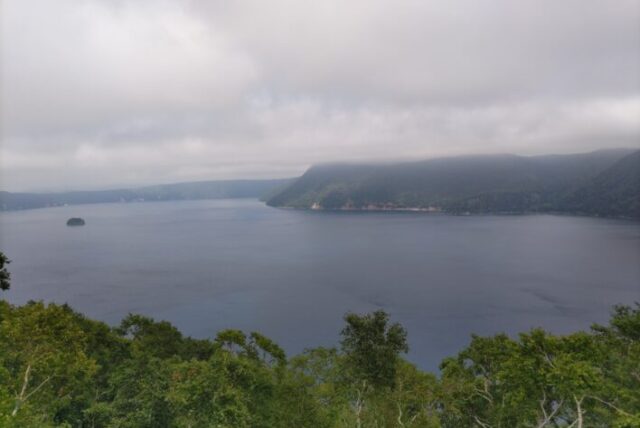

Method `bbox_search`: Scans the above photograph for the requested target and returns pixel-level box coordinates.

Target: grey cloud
[1,0,639,191]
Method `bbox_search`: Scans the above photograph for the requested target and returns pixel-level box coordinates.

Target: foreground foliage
[0,300,638,428]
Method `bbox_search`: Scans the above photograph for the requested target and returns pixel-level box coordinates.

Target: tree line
[0,253,638,427]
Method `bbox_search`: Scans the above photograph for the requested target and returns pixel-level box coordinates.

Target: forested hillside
[560,150,640,218]
[0,253,638,427]
[0,179,293,211]
[267,149,639,218]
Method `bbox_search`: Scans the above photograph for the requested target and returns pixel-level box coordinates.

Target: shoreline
[271,204,640,221]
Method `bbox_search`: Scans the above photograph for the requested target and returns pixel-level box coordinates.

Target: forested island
[0,253,638,427]
[66,218,85,227]
[267,149,640,219]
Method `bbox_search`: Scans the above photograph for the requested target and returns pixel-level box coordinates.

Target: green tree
[117,313,214,360]
[591,304,640,427]
[340,310,409,389]
[103,356,173,427]
[0,252,10,291]
[0,302,97,425]
[439,310,640,428]
[165,357,252,428]
[289,347,351,426]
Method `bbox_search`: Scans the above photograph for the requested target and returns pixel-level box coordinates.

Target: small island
[66,217,85,226]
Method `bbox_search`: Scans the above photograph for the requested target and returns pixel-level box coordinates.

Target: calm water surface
[1,199,639,370]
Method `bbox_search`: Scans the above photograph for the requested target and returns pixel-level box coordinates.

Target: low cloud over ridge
[1,0,639,191]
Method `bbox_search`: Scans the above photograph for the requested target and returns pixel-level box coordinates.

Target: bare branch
[588,395,632,417]
[23,376,51,401]
[473,415,492,428]
[397,402,405,427]
[536,392,563,428]
[572,395,584,428]
[12,364,31,417]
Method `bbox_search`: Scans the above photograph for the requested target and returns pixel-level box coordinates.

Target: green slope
[560,149,640,218]
[267,149,638,217]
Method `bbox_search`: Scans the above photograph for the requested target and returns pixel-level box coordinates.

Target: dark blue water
[1,199,639,370]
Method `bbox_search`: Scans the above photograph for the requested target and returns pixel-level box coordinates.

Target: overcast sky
[1,0,639,191]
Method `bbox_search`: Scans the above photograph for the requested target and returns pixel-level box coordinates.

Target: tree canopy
[0,300,638,427]
[1,251,638,426]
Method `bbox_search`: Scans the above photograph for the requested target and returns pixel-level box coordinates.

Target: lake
[1,199,639,370]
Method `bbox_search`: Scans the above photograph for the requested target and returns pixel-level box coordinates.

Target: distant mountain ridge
[3,149,638,217]
[0,178,294,211]
[266,149,640,219]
